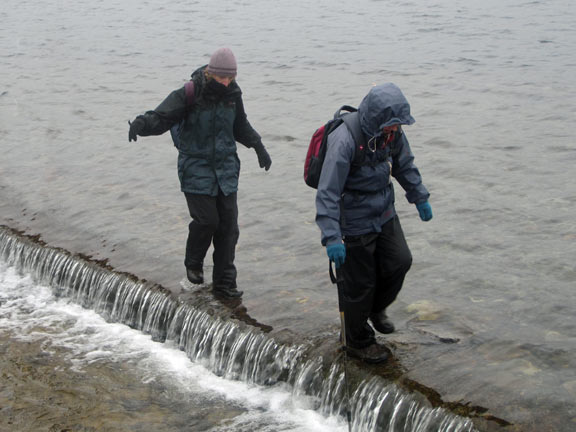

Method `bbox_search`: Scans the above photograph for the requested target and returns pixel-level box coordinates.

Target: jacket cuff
[414,197,429,205]
[324,238,343,247]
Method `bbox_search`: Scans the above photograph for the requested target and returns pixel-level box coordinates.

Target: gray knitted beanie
[206,48,237,77]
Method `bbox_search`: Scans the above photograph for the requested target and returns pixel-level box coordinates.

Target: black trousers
[340,215,412,348]
[184,190,239,289]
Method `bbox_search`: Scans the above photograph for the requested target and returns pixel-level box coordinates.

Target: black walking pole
[330,262,353,432]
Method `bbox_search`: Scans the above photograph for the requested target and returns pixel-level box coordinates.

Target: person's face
[382,125,399,134]
[212,74,234,87]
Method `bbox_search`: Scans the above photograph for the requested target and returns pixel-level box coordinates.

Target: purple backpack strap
[184,81,195,106]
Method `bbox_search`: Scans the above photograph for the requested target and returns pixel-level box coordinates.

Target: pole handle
[329,261,345,285]
[329,261,337,284]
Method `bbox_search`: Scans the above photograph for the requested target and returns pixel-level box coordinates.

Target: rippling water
[1,0,576,429]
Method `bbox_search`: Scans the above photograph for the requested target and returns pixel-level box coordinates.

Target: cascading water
[0,226,479,432]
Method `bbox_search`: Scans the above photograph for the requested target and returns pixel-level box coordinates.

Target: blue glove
[416,201,433,221]
[326,243,346,268]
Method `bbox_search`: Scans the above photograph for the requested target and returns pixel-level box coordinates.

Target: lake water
[1,0,576,430]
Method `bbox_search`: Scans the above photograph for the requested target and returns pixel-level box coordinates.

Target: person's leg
[371,215,412,328]
[340,233,379,349]
[184,193,219,280]
[212,191,240,294]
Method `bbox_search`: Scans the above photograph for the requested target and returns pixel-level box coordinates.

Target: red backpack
[303,106,366,189]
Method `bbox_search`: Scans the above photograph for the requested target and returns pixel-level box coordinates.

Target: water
[1,0,576,430]
[0,235,477,431]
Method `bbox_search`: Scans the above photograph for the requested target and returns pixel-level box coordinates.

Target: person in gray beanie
[128,47,271,298]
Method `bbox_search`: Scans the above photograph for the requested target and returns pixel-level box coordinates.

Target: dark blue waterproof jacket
[315,83,430,246]
[134,66,262,196]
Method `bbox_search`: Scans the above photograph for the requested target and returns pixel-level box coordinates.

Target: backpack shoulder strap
[341,111,366,166]
[333,105,357,119]
[171,81,195,149]
[183,80,195,106]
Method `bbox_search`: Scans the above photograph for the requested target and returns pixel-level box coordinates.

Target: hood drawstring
[367,131,395,153]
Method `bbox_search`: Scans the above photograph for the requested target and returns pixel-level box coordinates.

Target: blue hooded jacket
[315,83,430,246]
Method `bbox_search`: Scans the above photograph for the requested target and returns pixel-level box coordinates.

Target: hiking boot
[186,268,204,285]
[369,310,395,334]
[212,285,243,298]
[345,342,389,364]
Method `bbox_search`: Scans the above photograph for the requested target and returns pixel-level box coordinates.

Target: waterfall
[0,226,479,432]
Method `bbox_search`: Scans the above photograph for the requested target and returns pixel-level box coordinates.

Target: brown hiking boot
[345,342,389,364]
[369,310,395,334]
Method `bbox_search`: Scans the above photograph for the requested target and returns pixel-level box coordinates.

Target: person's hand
[416,201,433,221]
[326,243,346,269]
[128,117,145,142]
[254,143,272,171]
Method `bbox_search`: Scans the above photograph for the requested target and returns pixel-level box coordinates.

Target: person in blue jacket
[315,83,432,363]
[128,48,271,298]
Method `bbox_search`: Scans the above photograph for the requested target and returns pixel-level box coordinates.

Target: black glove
[128,117,145,142]
[254,142,272,171]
